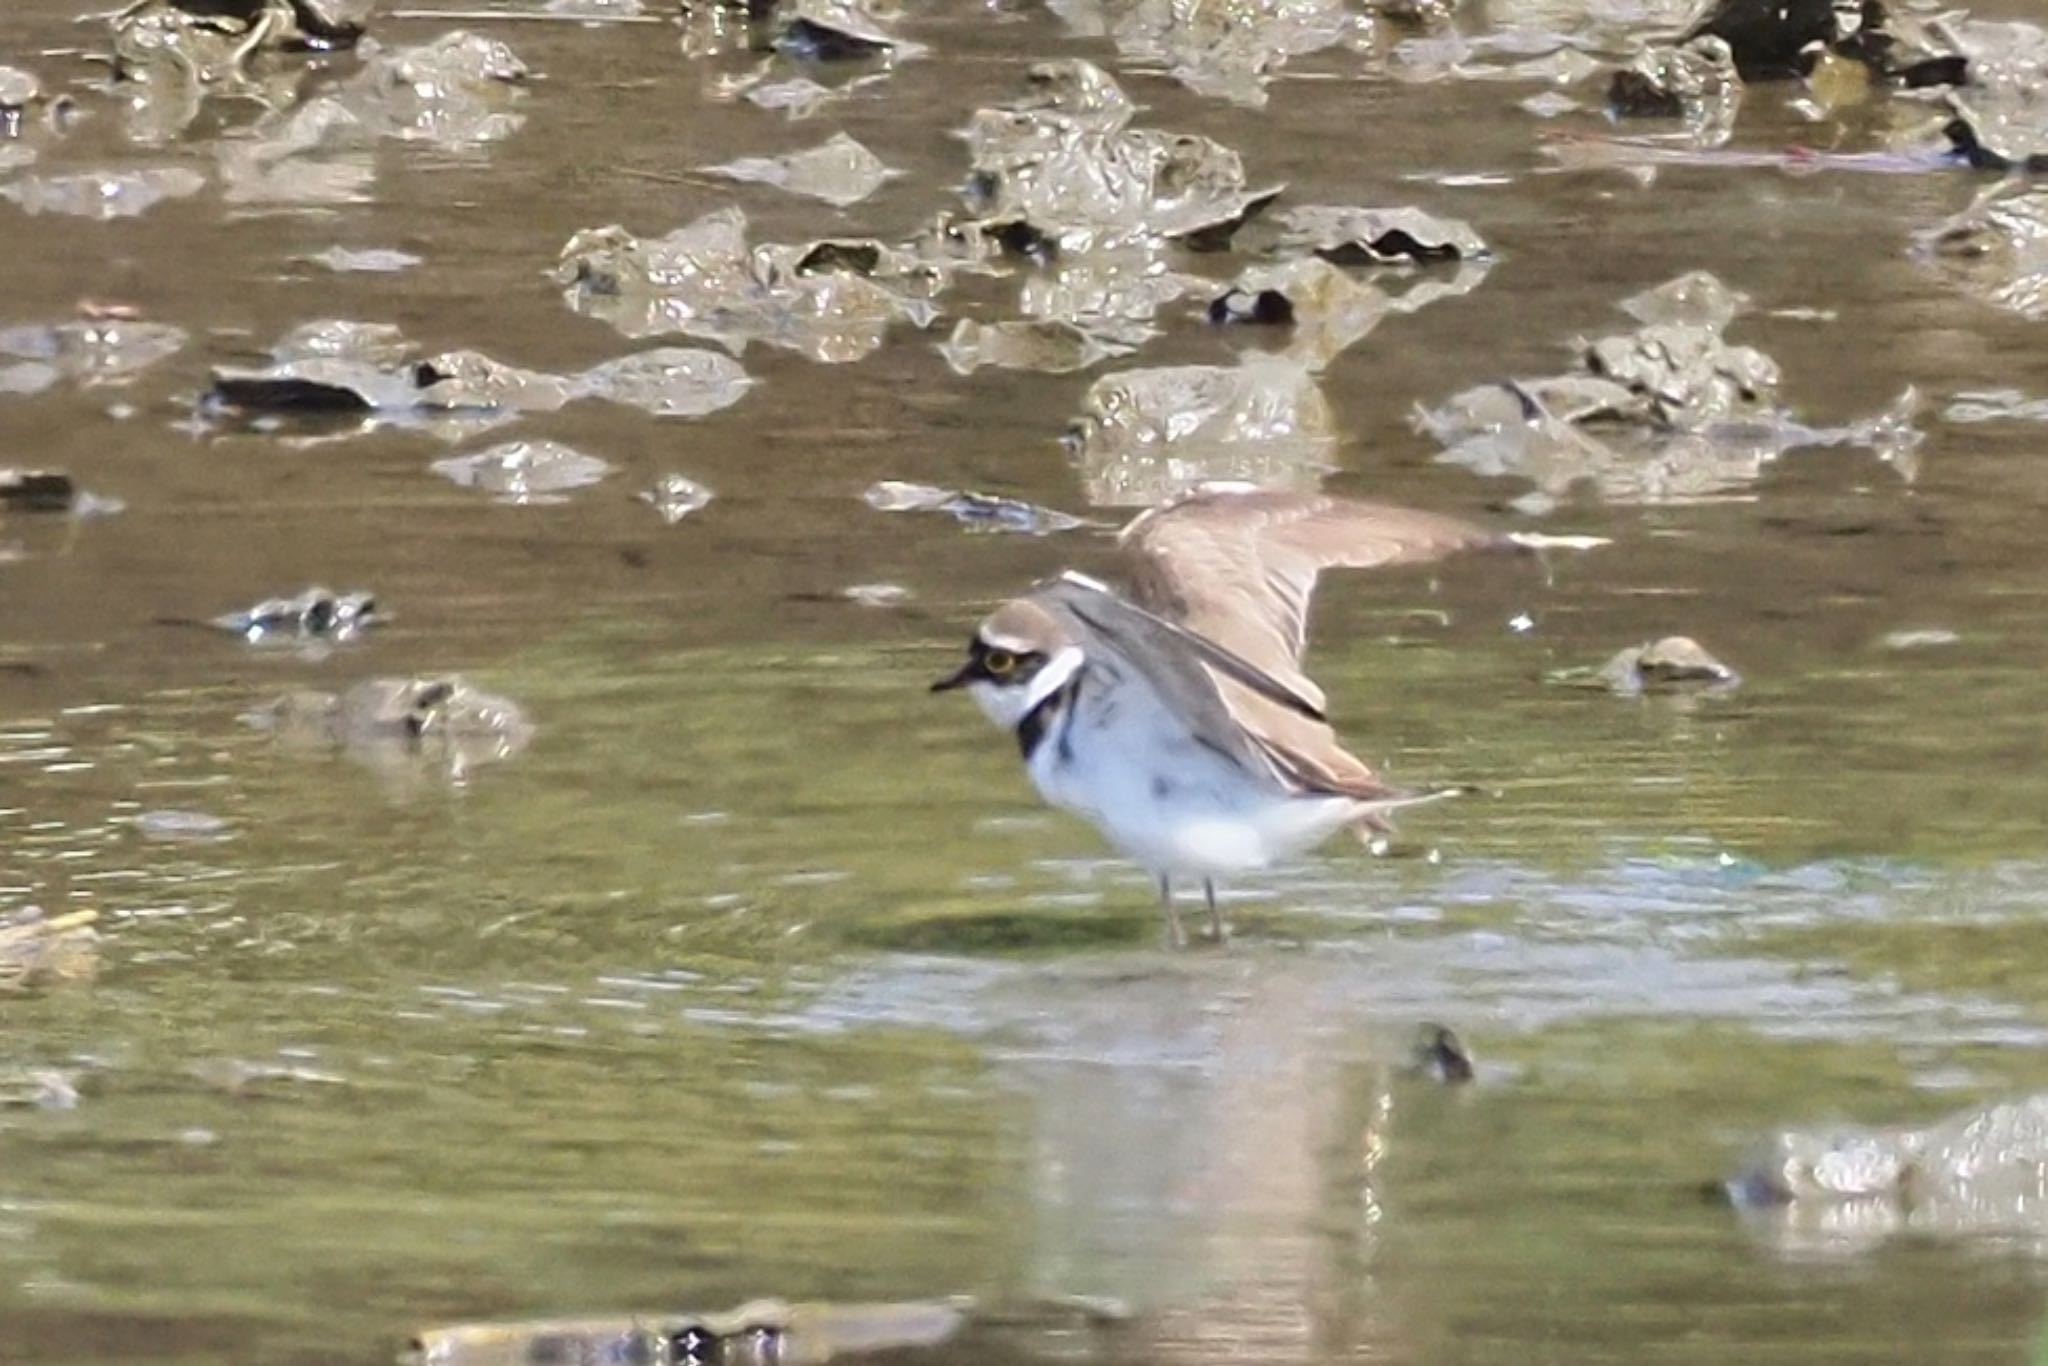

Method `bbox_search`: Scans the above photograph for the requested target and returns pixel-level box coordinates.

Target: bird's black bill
[930,663,977,693]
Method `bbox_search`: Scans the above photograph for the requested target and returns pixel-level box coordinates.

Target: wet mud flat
[10,0,2048,1362]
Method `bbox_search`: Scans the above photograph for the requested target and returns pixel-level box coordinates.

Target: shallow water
[7,0,2048,1362]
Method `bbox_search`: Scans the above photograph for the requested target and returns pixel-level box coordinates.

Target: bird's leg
[1203,879,1227,945]
[1157,875,1186,950]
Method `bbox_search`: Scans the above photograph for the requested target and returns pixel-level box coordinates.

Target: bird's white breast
[1024,670,1359,878]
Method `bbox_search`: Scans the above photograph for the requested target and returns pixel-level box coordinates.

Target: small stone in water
[1633,636,1735,684]
[638,474,714,524]
[139,810,230,841]
[843,582,910,607]
[1406,1023,1475,1084]
[306,246,422,273]
[1572,636,1740,695]
[1883,628,1959,651]
[0,1069,80,1111]
[1521,92,1578,118]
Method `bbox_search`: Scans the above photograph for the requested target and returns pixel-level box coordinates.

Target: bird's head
[930,598,1084,732]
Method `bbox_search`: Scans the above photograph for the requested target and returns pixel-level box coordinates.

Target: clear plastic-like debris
[1853,19,2048,169]
[1415,272,1920,503]
[209,348,562,422]
[431,440,612,504]
[1727,1092,2048,1260]
[0,315,187,393]
[774,0,928,60]
[936,319,1131,375]
[1681,0,1871,80]
[1252,203,1489,264]
[1421,376,1921,504]
[1944,90,2048,174]
[212,587,380,643]
[245,675,534,784]
[743,76,845,120]
[864,480,1087,535]
[274,318,412,365]
[113,0,371,68]
[115,16,517,148]
[195,29,528,195]
[960,61,1281,250]
[1944,389,2048,424]
[1580,321,1780,429]
[1607,35,1742,147]
[216,104,378,206]
[409,1300,970,1366]
[1048,0,1366,107]
[110,2,322,99]
[552,208,941,363]
[573,347,754,417]
[1206,255,1490,369]
[1063,358,1336,506]
[705,132,898,207]
[1387,28,1605,86]
[639,473,715,524]
[1913,180,2048,321]
[1005,56,1137,131]
[413,350,577,413]
[1618,269,1751,330]
[0,166,206,220]
[206,324,749,432]
[351,30,529,138]
[1017,243,1205,345]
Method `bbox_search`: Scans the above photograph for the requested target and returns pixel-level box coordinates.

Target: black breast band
[1016,672,1082,762]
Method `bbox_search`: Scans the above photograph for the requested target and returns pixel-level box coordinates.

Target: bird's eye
[983,648,1017,677]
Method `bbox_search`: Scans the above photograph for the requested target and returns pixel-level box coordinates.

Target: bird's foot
[1200,880,1228,947]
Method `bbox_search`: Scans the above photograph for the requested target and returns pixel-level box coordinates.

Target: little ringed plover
[932,485,1594,946]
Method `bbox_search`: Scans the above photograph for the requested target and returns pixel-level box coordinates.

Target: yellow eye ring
[983,648,1017,677]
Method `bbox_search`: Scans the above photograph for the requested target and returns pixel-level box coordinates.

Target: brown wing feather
[1119,488,1510,701]
[1118,488,1512,832]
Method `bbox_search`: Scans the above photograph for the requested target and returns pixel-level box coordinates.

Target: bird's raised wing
[1118,488,1509,709]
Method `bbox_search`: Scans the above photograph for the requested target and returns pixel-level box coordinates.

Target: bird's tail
[1351,784,1472,837]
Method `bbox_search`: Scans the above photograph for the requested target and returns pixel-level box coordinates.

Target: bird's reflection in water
[969,950,1446,1363]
